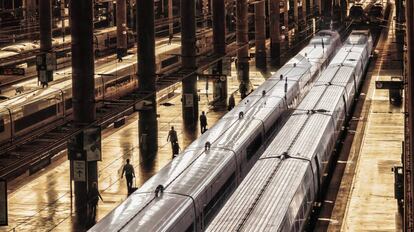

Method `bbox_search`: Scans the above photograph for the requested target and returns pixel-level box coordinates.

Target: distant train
[207,30,373,232]
[349,0,389,25]
[0,28,215,146]
[89,30,341,232]
[0,26,135,63]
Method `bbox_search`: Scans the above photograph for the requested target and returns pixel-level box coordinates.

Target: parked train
[0,27,217,145]
[0,26,135,62]
[207,30,373,232]
[349,0,389,25]
[89,30,341,232]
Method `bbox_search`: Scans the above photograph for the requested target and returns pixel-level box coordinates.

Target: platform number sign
[0,179,7,226]
[73,160,86,182]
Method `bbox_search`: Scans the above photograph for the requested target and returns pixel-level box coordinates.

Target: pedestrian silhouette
[121,159,135,195]
[228,93,235,110]
[167,126,178,150]
[200,111,208,134]
[88,182,103,223]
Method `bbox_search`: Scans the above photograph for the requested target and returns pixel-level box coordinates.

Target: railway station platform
[0,58,277,231]
[324,8,404,232]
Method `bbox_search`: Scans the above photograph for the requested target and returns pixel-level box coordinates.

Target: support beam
[294,0,299,31]
[168,0,173,36]
[181,0,199,126]
[69,0,97,225]
[212,0,227,105]
[137,0,158,158]
[117,0,128,57]
[309,0,313,16]
[317,0,322,15]
[255,0,266,68]
[39,0,53,85]
[236,0,249,99]
[284,0,288,30]
[302,0,307,25]
[269,0,281,66]
[405,0,414,230]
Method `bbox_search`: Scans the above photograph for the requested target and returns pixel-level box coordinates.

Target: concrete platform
[327,8,404,232]
[0,61,274,231]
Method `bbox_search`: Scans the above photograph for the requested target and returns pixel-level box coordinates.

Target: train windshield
[369,6,383,17]
[350,5,364,18]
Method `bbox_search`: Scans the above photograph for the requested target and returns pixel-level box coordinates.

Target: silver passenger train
[0,28,217,146]
[207,30,373,232]
[89,30,341,232]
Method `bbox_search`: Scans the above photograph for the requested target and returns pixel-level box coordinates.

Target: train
[349,0,389,25]
[0,26,135,63]
[0,27,216,146]
[89,30,341,232]
[206,30,373,232]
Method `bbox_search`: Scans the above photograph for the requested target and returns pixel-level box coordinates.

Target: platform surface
[328,7,403,232]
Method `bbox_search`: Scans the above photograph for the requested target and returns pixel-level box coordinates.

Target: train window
[14,105,57,132]
[0,118,4,132]
[161,56,179,69]
[65,99,72,110]
[203,172,236,225]
[246,134,263,160]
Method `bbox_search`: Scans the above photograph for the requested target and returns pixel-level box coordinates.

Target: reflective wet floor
[2,60,280,232]
[328,6,403,232]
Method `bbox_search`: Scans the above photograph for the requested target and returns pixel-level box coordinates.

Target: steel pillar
[117,0,128,57]
[317,0,322,15]
[168,0,173,35]
[39,0,53,84]
[137,0,158,159]
[284,0,289,30]
[236,0,249,97]
[294,0,299,31]
[309,0,313,16]
[405,0,414,229]
[255,0,266,68]
[69,0,98,225]
[302,0,307,25]
[181,0,199,126]
[269,0,281,67]
[212,0,227,105]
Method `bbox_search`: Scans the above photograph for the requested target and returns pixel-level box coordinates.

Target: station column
[181,0,199,126]
[255,0,266,68]
[212,0,227,106]
[117,0,128,57]
[269,0,281,67]
[294,0,299,31]
[69,0,99,225]
[137,0,158,159]
[405,0,414,229]
[38,0,54,86]
[236,0,249,98]
[284,0,289,31]
[302,0,307,25]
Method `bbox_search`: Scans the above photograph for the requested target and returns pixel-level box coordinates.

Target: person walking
[88,182,103,222]
[200,111,208,134]
[239,81,247,99]
[167,126,178,149]
[228,93,235,111]
[121,159,135,194]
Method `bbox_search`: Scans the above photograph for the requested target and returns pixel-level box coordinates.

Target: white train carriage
[89,30,341,232]
[0,40,185,145]
[207,30,373,232]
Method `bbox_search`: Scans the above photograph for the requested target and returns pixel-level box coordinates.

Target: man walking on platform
[200,111,208,134]
[121,159,135,194]
[88,182,103,223]
[167,126,178,148]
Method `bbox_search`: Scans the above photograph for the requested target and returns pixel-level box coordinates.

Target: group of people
[86,87,243,223]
